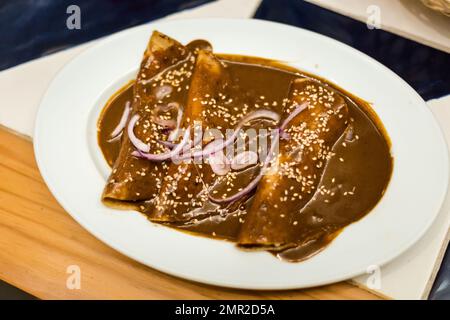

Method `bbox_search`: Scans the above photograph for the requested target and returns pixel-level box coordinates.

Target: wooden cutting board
[0,127,379,299]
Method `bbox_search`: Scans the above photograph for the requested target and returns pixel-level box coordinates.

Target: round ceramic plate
[34,18,448,289]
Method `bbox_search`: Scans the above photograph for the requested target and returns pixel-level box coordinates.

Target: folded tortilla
[238,78,349,250]
[148,50,232,222]
[102,31,193,208]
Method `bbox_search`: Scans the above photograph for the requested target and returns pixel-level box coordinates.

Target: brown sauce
[98,53,393,262]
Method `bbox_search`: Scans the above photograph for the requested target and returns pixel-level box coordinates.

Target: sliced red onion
[159,133,201,150]
[203,140,231,176]
[202,139,225,156]
[110,101,130,138]
[231,151,258,170]
[210,171,261,203]
[153,102,181,131]
[159,132,202,162]
[157,140,177,149]
[191,109,280,158]
[168,130,178,142]
[209,131,280,203]
[209,152,231,176]
[128,114,150,153]
[345,125,354,142]
[154,85,173,100]
[280,102,309,131]
[279,129,290,140]
[134,126,191,162]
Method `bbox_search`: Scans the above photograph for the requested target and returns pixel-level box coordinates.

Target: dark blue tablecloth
[0,0,213,70]
[0,0,448,299]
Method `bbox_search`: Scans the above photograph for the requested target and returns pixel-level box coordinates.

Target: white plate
[34,18,448,290]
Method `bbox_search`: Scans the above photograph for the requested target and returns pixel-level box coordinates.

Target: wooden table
[0,127,380,299]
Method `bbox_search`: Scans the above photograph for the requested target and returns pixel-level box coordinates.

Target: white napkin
[306,0,450,53]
